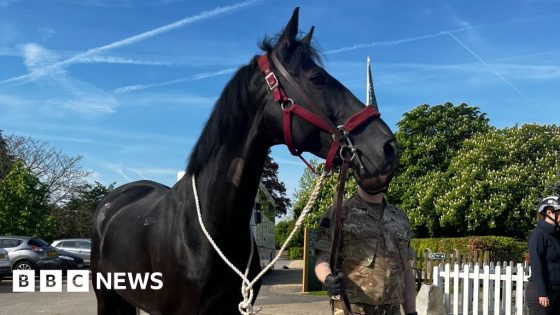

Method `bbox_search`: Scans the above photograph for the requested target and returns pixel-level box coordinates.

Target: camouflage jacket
[314,194,414,305]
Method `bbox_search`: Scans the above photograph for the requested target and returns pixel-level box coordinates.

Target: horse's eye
[310,72,326,86]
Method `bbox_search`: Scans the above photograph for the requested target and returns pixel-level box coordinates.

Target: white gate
[433,262,531,315]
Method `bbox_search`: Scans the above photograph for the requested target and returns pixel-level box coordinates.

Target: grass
[305,290,328,296]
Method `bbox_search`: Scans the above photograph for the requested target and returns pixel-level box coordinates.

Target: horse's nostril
[383,140,397,161]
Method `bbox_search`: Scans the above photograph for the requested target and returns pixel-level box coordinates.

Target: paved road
[0,260,332,314]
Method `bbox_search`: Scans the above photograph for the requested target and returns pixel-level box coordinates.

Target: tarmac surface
[0,259,332,315]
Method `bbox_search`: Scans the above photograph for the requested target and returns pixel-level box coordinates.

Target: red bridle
[258,53,380,171]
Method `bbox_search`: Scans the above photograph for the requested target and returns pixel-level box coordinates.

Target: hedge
[410,236,527,263]
[289,247,304,260]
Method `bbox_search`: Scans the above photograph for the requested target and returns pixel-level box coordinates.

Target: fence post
[483,264,490,315]
[453,263,460,315]
[515,263,524,315]
[472,263,481,315]
[483,250,490,265]
[494,264,502,315]
[452,248,460,265]
[444,263,451,311]
[463,263,471,315]
[424,248,432,284]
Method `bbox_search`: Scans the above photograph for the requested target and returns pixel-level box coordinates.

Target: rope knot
[238,300,253,315]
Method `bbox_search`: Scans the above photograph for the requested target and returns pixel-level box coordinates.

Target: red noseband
[258,53,380,171]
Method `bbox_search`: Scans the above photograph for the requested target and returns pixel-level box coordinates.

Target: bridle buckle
[265,72,278,90]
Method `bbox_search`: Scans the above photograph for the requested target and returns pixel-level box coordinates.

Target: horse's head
[259,8,398,193]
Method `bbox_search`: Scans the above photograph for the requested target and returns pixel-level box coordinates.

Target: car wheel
[14,260,34,270]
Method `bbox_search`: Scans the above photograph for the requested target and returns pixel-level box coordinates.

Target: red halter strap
[258,53,380,171]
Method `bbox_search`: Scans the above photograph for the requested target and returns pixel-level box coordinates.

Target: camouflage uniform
[314,194,414,315]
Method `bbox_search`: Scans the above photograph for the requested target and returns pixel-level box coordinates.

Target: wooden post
[302,227,322,292]
[424,248,432,284]
[302,226,310,292]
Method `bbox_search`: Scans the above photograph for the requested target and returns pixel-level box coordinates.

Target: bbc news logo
[13,270,163,292]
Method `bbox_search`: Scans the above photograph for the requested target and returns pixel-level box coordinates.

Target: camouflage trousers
[331,300,401,315]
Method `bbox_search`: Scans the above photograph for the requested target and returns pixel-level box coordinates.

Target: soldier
[314,184,417,315]
[526,196,560,315]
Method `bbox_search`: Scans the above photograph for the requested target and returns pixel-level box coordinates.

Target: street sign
[429,253,446,260]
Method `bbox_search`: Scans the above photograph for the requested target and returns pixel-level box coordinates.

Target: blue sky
[1,0,559,209]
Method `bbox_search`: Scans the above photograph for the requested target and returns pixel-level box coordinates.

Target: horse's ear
[279,7,300,49]
[301,26,314,46]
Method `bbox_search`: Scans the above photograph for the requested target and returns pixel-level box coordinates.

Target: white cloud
[21,43,59,70]
[4,43,119,116]
[46,95,117,116]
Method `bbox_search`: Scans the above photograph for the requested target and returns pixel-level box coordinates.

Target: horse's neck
[182,122,270,235]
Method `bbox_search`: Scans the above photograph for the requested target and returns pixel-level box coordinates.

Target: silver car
[51,238,91,266]
[0,248,11,282]
[0,236,60,270]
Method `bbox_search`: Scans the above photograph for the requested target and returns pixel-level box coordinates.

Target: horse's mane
[186,34,321,176]
[186,61,259,176]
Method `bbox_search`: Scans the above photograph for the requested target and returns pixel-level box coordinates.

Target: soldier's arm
[313,207,335,283]
[402,261,417,314]
[314,259,332,283]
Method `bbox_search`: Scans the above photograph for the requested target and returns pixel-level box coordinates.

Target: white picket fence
[433,262,531,315]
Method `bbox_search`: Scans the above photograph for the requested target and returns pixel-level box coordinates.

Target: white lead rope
[192,171,328,315]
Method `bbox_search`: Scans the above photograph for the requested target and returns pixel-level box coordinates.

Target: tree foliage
[0,131,13,180]
[388,102,492,237]
[274,219,303,249]
[0,159,56,239]
[291,102,559,242]
[434,124,560,238]
[5,135,92,205]
[292,161,357,228]
[262,152,291,217]
[52,181,115,239]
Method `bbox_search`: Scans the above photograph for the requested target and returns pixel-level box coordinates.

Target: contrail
[325,14,559,55]
[0,0,260,85]
[114,68,237,94]
[446,32,527,99]
[325,29,463,54]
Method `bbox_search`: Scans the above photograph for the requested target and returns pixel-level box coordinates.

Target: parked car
[51,238,91,266]
[55,248,84,272]
[0,236,60,270]
[0,248,11,282]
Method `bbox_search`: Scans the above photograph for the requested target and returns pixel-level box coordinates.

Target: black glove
[324,271,345,296]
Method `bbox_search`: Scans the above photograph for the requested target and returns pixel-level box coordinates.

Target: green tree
[388,102,492,236]
[0,159,56,239]
[52,181,115,238]
[274,219,303,249]
[262,152,292,217]
[434,124,560,238]
[0,131,13,179]
[292,161,357,227]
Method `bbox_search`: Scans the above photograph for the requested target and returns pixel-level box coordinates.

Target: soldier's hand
[324,271,345,296]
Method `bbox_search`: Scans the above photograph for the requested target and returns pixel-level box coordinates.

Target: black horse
[92,8,398,315]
